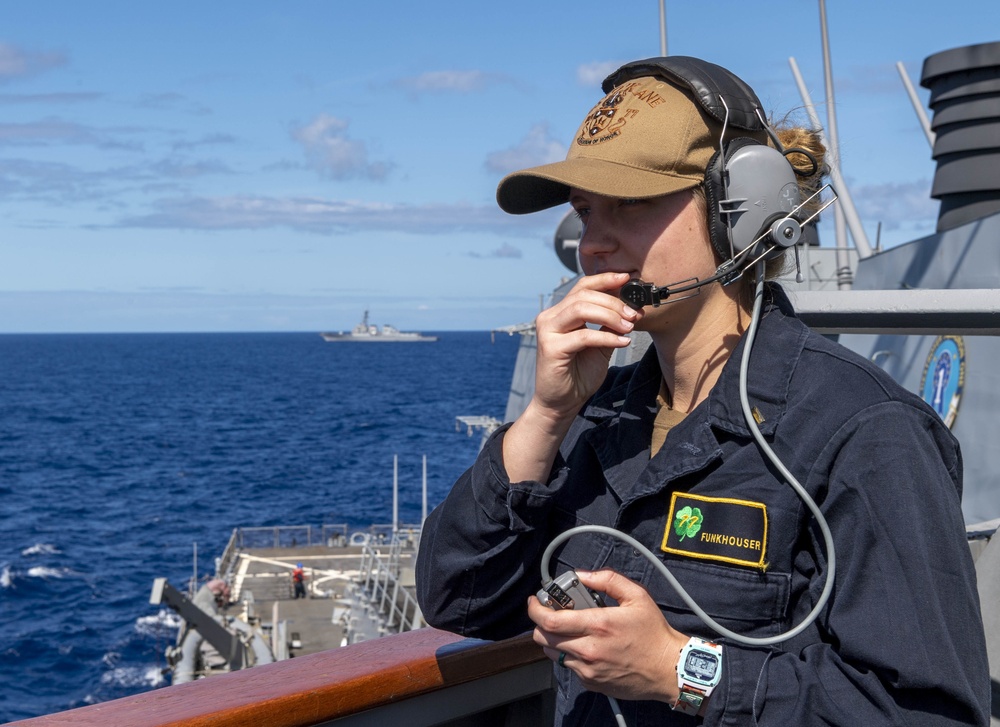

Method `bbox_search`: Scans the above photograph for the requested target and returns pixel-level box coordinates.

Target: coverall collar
[581,284,807,503]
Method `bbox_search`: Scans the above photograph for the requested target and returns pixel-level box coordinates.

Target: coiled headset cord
[539,264,837,721]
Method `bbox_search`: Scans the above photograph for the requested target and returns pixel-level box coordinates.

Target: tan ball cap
[497,76,728,215]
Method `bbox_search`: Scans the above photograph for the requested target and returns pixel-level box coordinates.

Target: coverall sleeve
[416,424,566,640]
[704,401,990,726]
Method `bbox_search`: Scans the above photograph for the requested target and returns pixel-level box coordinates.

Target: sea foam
[134,608,181,637]
[21,543,61,556]
[99,665,166,689]
[26,566,71,579]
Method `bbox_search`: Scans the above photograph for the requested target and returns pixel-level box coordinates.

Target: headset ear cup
[703,146,730,261]
[703,137,765,262]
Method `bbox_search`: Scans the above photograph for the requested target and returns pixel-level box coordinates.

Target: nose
[577,211,617,267]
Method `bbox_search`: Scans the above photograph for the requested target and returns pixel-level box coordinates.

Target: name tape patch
[662,492,768,570]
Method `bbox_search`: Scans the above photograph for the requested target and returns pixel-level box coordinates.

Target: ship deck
[229,542,418,656]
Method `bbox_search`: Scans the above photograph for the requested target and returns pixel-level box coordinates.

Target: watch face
[684,649,719,683]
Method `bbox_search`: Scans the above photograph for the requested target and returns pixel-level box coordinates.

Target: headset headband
[601,56,766,133]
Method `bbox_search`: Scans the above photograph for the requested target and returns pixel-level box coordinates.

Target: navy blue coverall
[416,287,990,726]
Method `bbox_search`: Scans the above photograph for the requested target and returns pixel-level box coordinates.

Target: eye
[572,206,590,221]
[619,198,643,207]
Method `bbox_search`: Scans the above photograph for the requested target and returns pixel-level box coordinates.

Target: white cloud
[0,119,102,146]
[109,194,564,237]
[485,123,566,175]
[576,61,622,88]
[0,42,66,82]
[393,70,502,95]
[0,155,230,205]
[171,133,237,151]
[469,243,522,259]
[0,92,102,105]
[136,92,211,116]
[850,179,937,231]
[291,114,390,181]
[148,158,233,179]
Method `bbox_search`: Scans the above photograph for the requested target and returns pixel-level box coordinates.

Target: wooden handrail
[10,629,547,727]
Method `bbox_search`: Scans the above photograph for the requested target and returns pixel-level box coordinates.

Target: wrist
[523,396,581,433]
[515,399,579,452]
[502,402,575,484]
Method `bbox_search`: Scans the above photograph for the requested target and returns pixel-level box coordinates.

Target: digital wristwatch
[673,636,723,715]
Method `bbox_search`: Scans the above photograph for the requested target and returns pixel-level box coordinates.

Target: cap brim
[496,157,702,215]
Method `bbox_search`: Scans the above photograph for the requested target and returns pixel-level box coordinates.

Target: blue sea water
[0,331,519,723]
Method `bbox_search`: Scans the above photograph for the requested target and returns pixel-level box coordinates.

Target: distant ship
[320,310,437,342]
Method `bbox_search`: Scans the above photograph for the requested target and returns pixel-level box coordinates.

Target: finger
[539,290,637,337]
[528,595,575,633]
[528,596,596,639]
[539,644,578,673]
[532,624,570,652]
[538,327,633,359]
[534,627,588,671]
[575,569,648,606]
[540,645,564,664]
[569,271,633,295]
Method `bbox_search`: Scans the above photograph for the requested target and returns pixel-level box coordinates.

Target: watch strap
[673,687,708,715]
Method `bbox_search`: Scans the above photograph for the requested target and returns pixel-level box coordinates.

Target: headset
[605,57,829,310]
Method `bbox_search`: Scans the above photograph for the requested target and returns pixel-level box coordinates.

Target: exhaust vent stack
[921,41,1000,232]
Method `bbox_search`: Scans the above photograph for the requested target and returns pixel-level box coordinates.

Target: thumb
[576,568,647,605]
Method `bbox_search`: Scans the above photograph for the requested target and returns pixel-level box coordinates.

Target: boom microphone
[618,208,813,310]
[619,261,742,311]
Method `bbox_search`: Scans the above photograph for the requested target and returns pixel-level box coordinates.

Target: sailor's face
[571,188,718,323]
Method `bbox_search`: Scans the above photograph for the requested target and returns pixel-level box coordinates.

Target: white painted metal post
[658,0,667,56]
[788,56,873,261]
[896,61,935,149]
[393,455,398,534]
[818,0,851,287]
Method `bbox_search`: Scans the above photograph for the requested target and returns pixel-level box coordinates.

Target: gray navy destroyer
[320,309,438,342]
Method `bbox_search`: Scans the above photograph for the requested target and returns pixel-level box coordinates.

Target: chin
[632,308,665,333]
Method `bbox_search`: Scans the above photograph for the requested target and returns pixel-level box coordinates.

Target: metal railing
[236,525,316,549]
[216,528,241,581]
[321,523,349,545]
[355,537,424,637]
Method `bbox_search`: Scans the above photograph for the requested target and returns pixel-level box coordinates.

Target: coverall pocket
[647,557,791,637]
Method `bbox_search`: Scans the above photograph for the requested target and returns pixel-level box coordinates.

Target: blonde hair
[775,123,827,221]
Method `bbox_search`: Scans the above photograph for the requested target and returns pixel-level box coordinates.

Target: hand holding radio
[537,570,606,611]
[530,568,691,705]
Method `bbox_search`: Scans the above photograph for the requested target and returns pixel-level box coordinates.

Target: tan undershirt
[651,380,687,458]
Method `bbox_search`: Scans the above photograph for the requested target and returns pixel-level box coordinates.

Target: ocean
[0,330,520,723]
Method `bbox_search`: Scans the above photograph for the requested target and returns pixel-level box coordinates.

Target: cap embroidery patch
[662,492,768,570]
[577,80,665,147]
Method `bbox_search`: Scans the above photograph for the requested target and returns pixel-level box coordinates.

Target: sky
[0,1,997,333]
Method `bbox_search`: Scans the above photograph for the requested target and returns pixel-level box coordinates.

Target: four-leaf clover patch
[674,505,703,541]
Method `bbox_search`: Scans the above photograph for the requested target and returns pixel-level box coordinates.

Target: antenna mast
[659,0,667,55]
